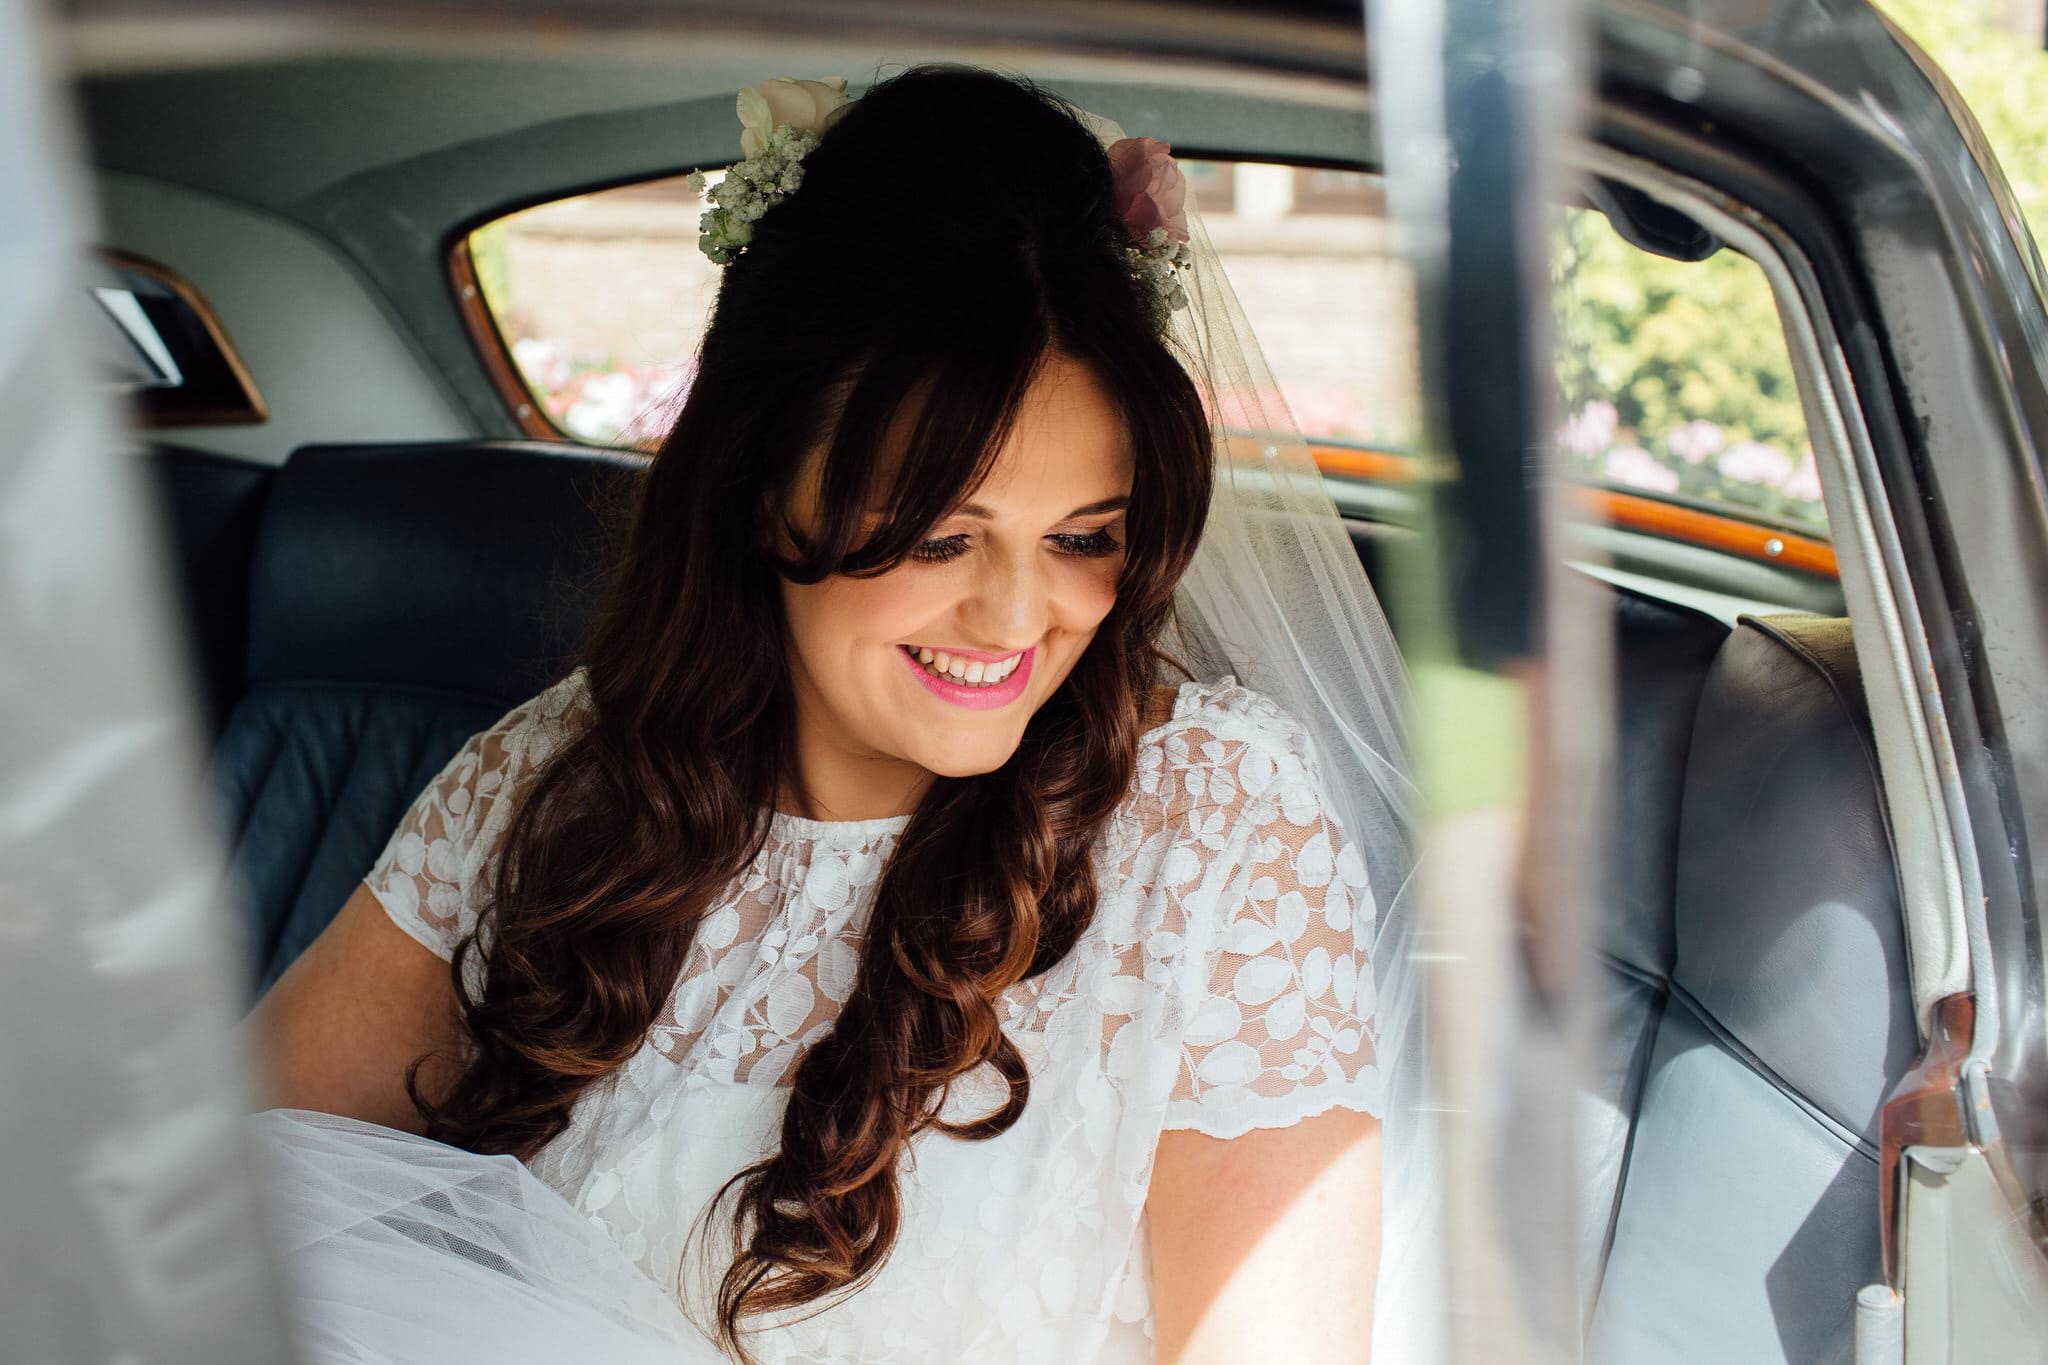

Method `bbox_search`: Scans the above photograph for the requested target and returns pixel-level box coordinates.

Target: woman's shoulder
[1140,674,1323,779]
[1127,674,1329,828]
[364,669,596,962]
[483,667,595,754]
[529,666,597,736]
[428,669,595,813]
[519,666,596,729]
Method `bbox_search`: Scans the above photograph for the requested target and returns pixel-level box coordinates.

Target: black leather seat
[150,441,639,991]
[1274,525,1907,1363]
[147,445,273,742]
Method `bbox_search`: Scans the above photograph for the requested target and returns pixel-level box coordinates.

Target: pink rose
[1107,136,1190,245]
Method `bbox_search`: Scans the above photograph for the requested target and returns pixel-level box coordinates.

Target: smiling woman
[776,352,1141,799]
[247,60,1415,1365]
[400,67,1229,1353]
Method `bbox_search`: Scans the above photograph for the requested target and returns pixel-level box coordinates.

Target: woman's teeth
[904,645,1021,687]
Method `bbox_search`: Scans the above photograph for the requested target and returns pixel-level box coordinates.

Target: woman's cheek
[821,566,949,648]
[1062,557,1123,629]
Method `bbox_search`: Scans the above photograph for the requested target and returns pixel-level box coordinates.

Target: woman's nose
[961,547,1050,645]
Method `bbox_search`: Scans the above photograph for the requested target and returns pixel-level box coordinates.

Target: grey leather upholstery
[1585,614,1916,1365]
[1579,588,1730,1310]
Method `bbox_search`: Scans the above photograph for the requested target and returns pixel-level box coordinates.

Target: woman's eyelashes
[907,534,970,563]
[907,528,1124,564]
[1054,528,1125,558]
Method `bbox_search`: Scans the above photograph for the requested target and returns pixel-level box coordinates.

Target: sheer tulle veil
[1073,106,1442,1365]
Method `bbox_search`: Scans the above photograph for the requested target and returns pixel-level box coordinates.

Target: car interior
[87,47,1912,1363]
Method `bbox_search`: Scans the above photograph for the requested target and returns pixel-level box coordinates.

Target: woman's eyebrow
[951,495,1130,521]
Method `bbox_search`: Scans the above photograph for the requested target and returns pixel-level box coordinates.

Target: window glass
[466,160,1422,457]
[1552,206,1824,533]
[1192,161,1419,456]
[463,163,1823,540]
[84,252,266,425]
[469,176,713,446]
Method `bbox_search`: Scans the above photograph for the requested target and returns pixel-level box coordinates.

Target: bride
[247,63,1423,1365]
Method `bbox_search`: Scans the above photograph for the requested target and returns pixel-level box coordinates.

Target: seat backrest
[1587,614,1918,1363]
[198,441,639,991]
[145,444,275,742]
[1576,586,1730,1303]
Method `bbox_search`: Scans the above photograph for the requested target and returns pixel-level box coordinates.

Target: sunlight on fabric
[0,2,294,1360]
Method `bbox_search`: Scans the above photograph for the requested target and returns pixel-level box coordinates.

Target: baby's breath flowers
[685,123,821,265]
[1124,228,1195,322]
[686,76,850,264]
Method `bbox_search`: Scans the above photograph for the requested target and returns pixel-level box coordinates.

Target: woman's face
[778,351,1134,809]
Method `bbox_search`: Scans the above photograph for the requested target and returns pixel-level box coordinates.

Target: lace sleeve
[362,728,492,963]
[1161,737,1383,1140]
[361,673,588,965]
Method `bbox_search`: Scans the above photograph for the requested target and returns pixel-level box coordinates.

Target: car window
[468,176,712,446]
[85,250,266,426]
[1177,160,1419,460]
[464,159,1423,458]
[1553,205,1825,535]
[460,158,1828,565]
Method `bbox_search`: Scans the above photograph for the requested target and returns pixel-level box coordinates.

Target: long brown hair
[410,64,1214,1357]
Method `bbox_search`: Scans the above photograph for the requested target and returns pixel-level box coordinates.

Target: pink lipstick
[897,644,1034,711]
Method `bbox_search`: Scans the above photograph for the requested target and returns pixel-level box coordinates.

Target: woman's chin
[897,725,1028,781]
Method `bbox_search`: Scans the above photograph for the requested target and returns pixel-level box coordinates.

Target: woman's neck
[777,718,935,824]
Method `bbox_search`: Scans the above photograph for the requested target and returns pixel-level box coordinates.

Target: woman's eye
[1049,529,1123,558]
[908,528,1123,564]
[909,534,971,564]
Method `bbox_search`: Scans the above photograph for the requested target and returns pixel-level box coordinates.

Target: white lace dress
[254,669,1381,1365]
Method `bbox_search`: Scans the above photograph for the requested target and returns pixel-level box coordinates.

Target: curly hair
[407,63,1215,1359]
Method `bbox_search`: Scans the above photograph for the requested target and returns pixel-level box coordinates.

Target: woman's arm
[1146,1107,1382,1365]
[242,881,465,1132]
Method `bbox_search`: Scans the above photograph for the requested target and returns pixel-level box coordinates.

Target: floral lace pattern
[364,668,1379,1364]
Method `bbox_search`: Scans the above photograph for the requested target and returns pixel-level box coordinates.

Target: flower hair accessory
[685,76,852,264]
[1106,135,1194,317]
[685,76,1194,316]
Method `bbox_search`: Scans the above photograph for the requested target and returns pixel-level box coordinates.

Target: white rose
[736,75,850,159]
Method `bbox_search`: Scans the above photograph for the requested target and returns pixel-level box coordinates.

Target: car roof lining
[80,62,1377,442]
[78,54,1374,220]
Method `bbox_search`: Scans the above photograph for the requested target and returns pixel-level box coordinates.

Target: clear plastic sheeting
[1368,0,1596,1362]
[0,1,295,1360]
